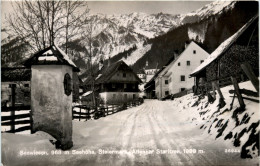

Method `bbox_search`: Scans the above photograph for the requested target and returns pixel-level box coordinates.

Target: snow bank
[172,80,259,158]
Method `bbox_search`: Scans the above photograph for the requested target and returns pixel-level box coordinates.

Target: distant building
[144,72,159,99]
[82,60,142,105]
[155,41,209,99]
[136,69,146,83]
[136,61,159,98]
[144,69,158,75]
[190,15,259,89]
[136,60,159,84]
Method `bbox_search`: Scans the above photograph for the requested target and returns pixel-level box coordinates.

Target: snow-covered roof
[82,91,93,97]
[190,15,258,77]
[38,56,58,61]
[82,60,142,86]
[24,44,80,72]
[158,41,207,77]
[146,75,154,83]
[95,74,102,80]
[145,41,203,87]
[54,43,78,70]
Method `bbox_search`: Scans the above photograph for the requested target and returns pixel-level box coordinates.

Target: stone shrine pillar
[24,44,80,150]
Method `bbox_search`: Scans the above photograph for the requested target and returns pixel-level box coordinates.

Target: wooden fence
[72,99,144,121]
[1,105,31,133]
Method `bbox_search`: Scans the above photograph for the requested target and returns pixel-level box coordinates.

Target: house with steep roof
[155,41,209,99]
[190,15,259,89]
[82,60,142,105]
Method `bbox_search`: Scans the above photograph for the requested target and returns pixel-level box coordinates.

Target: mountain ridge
[1,1,258,76]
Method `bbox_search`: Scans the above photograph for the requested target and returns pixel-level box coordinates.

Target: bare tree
[81,16,97,108]
[6,0,89,52]
[80,15,106,108]
[63,1,89,53]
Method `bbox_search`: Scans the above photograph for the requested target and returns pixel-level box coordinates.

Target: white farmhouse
[155,41,209,99]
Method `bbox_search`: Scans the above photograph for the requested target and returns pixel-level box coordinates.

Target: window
[112,84,116,88]
[178,62,181,66]
[63,73,72,96]
[124,83,127,89]
[165,80,168,85]
[200,60,204,64]
[133,94,136,99]
[187,61,190,66]
[24,84,29,87]
[165,91,169,96]
[181,88,186,92]
[132,84,136,89]
[193,50,196,54]
[181,75,185,81]
[123,73,126,77]
[124,94,127,99]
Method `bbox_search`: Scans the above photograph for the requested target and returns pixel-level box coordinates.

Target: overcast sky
[1,1,211,21]
[87,1,211,15]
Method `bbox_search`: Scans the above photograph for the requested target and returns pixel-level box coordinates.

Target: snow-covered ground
[2,80,259,166]
[171,80,259,159]
[122,43,151,66]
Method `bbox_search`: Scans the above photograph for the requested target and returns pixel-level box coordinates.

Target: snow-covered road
[2,99,258,166]
[67,100,258,166]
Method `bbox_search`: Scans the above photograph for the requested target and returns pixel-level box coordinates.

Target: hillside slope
[132,1,258,71]
[173,80,259,159]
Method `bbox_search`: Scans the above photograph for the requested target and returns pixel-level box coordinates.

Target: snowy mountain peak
[180,0,236,24]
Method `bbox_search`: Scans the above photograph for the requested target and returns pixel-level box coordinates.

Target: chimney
[174,50,179,59]
[185,41,189,49]
[99,59,104,70]
[107,56,111,67]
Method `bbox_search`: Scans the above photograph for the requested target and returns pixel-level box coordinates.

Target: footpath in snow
[2,80,259,166]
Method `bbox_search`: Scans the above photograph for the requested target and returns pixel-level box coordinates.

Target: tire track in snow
[153,101,235,166]
[124,101,166,165]
[113,107,139,146]
[149,101,205,166]
[130,102,163,165]
[112,103,147,149]
[90,106,142,166]
[112,103,151,166]
[146,104,173,166]
[160,101,216,166]
[126,104,147,149]
[148,101,192,165]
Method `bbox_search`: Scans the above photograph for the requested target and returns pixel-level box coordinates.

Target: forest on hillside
[131,1,258,72]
